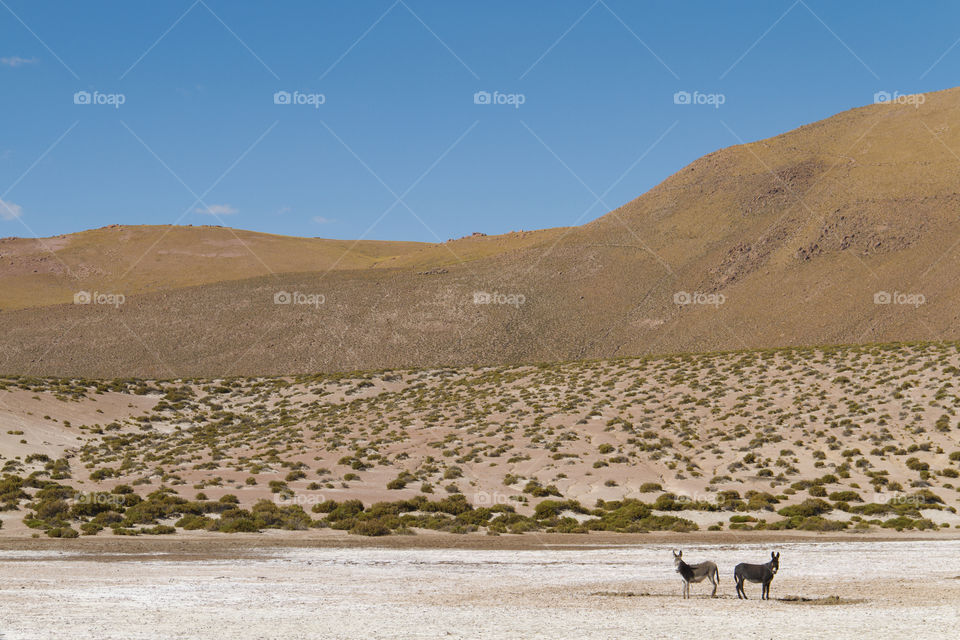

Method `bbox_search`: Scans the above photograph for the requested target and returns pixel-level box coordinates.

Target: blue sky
[0,0,957,242]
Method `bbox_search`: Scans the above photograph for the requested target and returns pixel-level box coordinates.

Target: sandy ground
[6,347,960,519]
[1,539,958,639]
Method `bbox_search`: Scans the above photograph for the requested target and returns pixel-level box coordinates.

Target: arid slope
[2,342,959,539]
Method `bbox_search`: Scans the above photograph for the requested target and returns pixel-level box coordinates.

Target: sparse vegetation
[2,341,960,537]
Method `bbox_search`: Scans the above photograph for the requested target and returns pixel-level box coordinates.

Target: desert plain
[1,537,958,639]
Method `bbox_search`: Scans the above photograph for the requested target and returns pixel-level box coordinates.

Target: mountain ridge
[3,87,958,377]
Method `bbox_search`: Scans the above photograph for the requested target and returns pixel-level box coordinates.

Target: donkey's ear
[775,552,780,559]
[771,551,776,558]
[678,550,682,557]
[673,550,679,557]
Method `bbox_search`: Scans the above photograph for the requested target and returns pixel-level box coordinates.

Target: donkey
[734,551,780,600]
[672,550,720,598]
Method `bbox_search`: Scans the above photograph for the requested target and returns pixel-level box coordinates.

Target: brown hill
[0,225,431,310]
[3,87,960,377]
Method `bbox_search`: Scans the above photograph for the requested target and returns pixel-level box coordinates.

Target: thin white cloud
[312,216,335,224]
[0,198,23,220]
[195,204,238,215]
[1,56,38,67]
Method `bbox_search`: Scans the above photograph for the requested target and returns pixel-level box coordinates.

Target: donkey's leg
[709,574,717,597]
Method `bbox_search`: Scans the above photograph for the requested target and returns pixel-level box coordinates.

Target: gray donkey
[672,549,719,598]
[734,551,780,600]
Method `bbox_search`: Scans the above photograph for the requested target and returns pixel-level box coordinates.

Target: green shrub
[251,500,313,530]
[142,525,176,535]
[210,509,259,532]
[387,472,414,490]
[828,491,862,502]
[534,500,585,520]
[778,498,832,518]
[653,493,685,511]
[176,514,213,530]
[326,499,365,520]
[729,515,756,523]
[350,520,391,536]
[745,491,779,511]
[796,516,848,531]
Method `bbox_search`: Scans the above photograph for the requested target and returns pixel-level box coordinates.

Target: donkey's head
[673,549,683,570]
[770,551,780,574]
